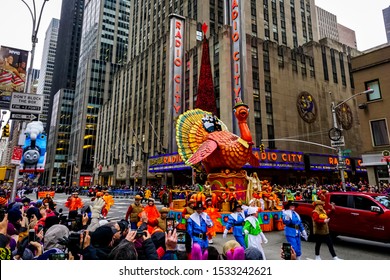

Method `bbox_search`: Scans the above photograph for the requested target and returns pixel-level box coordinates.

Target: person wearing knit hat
[312,200,341,260]
[243,206,268,260]
[125,195,144,230]
[223,201,246,248]
[245,247,264,260]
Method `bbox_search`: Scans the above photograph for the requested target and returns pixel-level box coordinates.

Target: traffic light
[2,123,10,138]
[260,143,265,153]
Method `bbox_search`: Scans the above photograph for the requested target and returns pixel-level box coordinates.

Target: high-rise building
[37,18,59,129]
[384,6,390,43]
[316,6,339,42]
[337,23,357,49]
[69,0,130,186]
[95,0,365,187]
[316,6,356,49]
[29,68,40,94]
[44,0,85,187]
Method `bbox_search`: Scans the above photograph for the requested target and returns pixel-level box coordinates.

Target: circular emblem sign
[336,103,353,130]
[297,91,317,123]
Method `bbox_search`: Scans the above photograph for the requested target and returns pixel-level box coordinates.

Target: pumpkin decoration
[319,213,328,219]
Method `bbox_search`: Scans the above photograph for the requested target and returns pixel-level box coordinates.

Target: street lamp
[330,89,374,191]
[21,0,50,93]
[10,0,50,203]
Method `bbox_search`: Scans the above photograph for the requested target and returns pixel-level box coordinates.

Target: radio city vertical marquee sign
[229,0,246,133]
[169,14,185,153]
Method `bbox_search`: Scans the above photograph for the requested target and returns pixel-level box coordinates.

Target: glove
[301,230,308,241]
[91,197,105,219]
[244,230,249,235]
[260,232,268,244]
[205,216,213,227]
[222,229,228,239]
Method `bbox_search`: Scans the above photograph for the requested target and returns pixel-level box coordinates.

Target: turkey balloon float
[176,99,260,203]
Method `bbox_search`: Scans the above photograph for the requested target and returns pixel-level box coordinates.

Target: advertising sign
[11,146,23,165]
[0,46,29,109]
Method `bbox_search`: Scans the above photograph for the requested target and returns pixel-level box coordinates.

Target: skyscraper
[44,0,84,186]
[69,0,130,186]
[383,6,390,43]
[36,18,59,128]
[95,0,364,186]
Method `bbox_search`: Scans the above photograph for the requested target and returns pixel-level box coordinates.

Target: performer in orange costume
[64,192,84,211]
[102,191,115,218]
[141,198,161,233]
[205,197,221,244]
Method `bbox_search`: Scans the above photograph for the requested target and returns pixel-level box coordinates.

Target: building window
[365,80,381,101]
[370,119,390,146]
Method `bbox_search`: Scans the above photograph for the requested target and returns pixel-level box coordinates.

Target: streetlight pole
[21,0,50,93]
[10,0,50,203]
[330,89,374,191]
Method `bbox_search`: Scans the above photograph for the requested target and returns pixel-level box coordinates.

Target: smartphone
[28,229,36,243]
[176,230,186,244]
[282,242,292,260]
[166,218,175,232]
[49,253,68,260]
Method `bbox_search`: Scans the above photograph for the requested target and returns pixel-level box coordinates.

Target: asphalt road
[29,192,390,260]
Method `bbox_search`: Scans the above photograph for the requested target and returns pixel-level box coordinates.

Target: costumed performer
[205,197,221,244]
[187,201,213,249]
[312,200,341,260]
[102,190,115,218]
[282,201,308,260]
[125,194,144,229]
[243,206,268,260]
[64,192,84,212]
[141,197,160,233]
[223,201,246,248]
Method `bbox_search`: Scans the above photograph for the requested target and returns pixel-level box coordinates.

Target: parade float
[167,22,284,233]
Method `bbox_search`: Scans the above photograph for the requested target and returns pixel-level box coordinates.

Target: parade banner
[0,45,28,109]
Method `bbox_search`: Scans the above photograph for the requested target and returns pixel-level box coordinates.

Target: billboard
[0,46,29,109]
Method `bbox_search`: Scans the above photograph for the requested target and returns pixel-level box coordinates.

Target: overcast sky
[0,0,389,69]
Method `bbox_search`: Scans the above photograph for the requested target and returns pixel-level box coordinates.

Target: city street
[31,192,390,260]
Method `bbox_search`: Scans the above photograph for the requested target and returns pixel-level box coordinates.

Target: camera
[136,229,147,238]
[59,230,85,256]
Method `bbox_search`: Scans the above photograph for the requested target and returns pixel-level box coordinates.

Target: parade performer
[282,201,308,260]
[223,201,246,248]
[243,206,268,260]
[64,192,84,212]
[150,207,170,233]
[102,191,115,218]
[246,172,262,203]
[312,200,341,260]
[187,201,213,249]
[142,198,160,233]
[125,195,144,229]
[205,197,221,244]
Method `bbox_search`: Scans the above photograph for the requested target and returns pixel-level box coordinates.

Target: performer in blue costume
[223,201,246,248]
[187,201,213,249]
[282,201,308,260]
